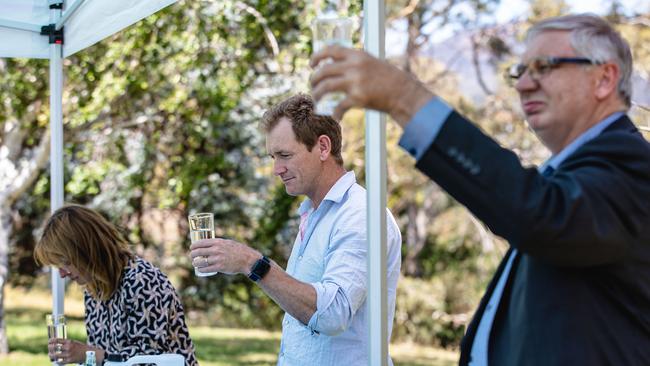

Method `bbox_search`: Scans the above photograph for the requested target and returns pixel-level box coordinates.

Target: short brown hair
[34,204,134,301]
[261,93,344,165]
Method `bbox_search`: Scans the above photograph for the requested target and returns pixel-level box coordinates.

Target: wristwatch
[248,256,271,282]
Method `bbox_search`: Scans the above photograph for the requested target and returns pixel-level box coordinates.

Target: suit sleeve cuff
[398,97,453,160]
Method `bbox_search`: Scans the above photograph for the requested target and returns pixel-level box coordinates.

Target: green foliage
[0,58,49,127]
[9,186,50,287]
[529,0,570,21]
[5,0,313,329]
[393,275,476,348]
[3,288,457,365]
[251,183,300,266]
[6,0,649,352]
[180,183,298,329]
[393,277,463,347]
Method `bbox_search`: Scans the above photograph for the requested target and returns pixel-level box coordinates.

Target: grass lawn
[3,286,458,365]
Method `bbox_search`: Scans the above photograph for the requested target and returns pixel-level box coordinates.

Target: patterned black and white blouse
[85,257,198,365]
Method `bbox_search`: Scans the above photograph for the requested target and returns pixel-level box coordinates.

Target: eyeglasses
[506,57,602,82]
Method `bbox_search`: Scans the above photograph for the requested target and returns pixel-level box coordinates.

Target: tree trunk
[0,111,50,355]
[403,201,430,277]
[0,206,11,354]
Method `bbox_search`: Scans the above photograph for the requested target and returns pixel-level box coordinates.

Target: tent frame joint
[40,24,64,44]
[49,0,64,9]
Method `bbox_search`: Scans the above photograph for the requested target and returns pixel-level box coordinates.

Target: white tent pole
[55,0,87,30]
[49,0,65,344]
[364,0,387,365]
[0,18,42,32]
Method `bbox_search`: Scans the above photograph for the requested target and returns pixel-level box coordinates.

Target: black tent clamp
[49,0,63,9]
[40,24,63,44]
[42,0,64,44]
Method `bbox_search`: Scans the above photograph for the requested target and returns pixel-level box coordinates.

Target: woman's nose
[58,268,69,278]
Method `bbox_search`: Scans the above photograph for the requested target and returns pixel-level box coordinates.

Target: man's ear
[594,62,620,101]
[317,135,332,161]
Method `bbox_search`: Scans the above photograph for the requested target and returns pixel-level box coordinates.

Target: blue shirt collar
[298,171,356,214]
[543,112,625,170]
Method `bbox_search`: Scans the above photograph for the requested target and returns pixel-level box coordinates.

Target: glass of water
[46,314,66,363]
[46,314,67,340]
[188,212,219,277]
[312,8,354,115]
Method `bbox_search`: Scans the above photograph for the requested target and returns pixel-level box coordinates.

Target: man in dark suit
[310,14,650,365]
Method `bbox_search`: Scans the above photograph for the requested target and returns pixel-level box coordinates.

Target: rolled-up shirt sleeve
[306,228,368,336]
[398,97,452,160]
[308,283,353,336]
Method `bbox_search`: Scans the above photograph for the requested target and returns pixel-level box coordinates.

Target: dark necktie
[542,165,555,177]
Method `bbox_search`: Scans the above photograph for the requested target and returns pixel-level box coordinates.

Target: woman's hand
[48,338,91,364]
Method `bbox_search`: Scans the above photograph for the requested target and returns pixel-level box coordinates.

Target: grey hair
[526,13,633,108]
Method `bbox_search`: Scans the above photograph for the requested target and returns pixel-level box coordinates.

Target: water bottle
[84,350,96,366]
[312,2,354,116]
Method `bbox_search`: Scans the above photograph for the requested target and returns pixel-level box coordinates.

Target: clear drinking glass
[46,314,67,340]
[188,212,219,277]
[46,313,67,363]
[312,9,354,115]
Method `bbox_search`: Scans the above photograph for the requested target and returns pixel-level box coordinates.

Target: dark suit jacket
[414,112,650,365]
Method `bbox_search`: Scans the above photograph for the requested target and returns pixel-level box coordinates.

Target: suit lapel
[459,248,519,364]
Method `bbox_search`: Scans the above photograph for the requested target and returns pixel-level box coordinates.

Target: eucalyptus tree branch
[5,128,50,205]
[467,212,497,254]
[421,0,457,26]
[418,48,463,87]
[235,1,279,56]
[387,0,421,22]
[2,100,42,161]
[632,101,650,113]
[65,114,156,145]
[628,16,650,27]
[470,32,494,96]
[65,91,135,136]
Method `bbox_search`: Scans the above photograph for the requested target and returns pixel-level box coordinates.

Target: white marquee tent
[0,0,390,364]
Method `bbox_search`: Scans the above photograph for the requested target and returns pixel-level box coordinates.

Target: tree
[341,0,506,346]
[4,0,648,351]
[1,0,311,351]
[0,58,51,353]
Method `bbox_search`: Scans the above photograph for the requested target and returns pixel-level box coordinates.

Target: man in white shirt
[189,93,402,365]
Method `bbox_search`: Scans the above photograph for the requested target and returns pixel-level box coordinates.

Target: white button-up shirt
[277,171,402,366]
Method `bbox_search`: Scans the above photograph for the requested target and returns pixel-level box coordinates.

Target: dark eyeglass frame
[506,57,603,81]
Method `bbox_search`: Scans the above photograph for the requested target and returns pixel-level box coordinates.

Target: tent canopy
[0,0,176,58]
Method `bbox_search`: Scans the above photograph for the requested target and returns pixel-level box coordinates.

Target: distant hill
[416,22,650,108]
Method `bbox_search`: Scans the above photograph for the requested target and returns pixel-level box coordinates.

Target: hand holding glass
[189,213,219,277]
[46,314,66,363]
[312,11,353,115]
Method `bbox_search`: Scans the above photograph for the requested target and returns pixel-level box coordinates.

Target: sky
[382,0,650,104]
[495,0,650,23]
[385,0,650,56]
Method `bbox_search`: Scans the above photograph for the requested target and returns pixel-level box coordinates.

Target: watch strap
[248,256,271,282]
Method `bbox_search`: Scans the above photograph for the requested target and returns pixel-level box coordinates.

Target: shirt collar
[543,111,625,171]
[298,171,356,214]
